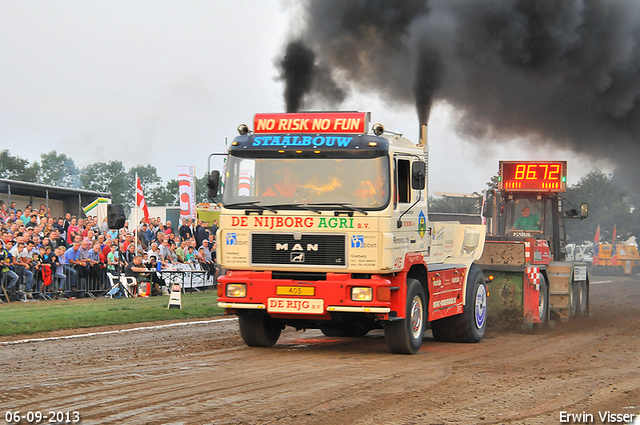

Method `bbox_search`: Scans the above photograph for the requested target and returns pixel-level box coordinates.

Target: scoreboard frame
[498,161,567,193]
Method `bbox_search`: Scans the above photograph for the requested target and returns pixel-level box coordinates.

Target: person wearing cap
[513,206,541,231]
[107,242,120,275]
[144,255,164,296]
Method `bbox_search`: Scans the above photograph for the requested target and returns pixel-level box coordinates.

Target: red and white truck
[210,112,488,354]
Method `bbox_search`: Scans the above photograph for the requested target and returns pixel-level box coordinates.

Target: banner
[178,166,196,220]
[83,197,110,224]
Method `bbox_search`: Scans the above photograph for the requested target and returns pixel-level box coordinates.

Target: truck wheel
[238,314,282,347]
[533,274,548,328]
[384,278,426,354]
[431,265,487,343]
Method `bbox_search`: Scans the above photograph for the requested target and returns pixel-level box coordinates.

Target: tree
[0,150,39,182]
[149,180,179,207]
[428,194,482,214]
[79,161,129,205]
[486,174,500,191]
[565,169,632,243]
[39,150,79,187]
[127,165,164,207]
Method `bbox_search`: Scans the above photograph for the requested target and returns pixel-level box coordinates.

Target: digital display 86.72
[499,161,567,192]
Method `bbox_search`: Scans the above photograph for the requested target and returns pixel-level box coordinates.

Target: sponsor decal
[226,233,237,245]
[350,235,377,249]
[254,112,367,134]
[252,135,354,147]
[229,216,356,230]
[267,297,324,314]
[418,211,427,239]
[318,217,354,229]
[394,236,410,244]
[433,297,457,308]
[351,235,364,248]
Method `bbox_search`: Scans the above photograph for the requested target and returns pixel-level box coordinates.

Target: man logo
[226,233,237,245]
[351,235,364,248]
[291,252,305,263]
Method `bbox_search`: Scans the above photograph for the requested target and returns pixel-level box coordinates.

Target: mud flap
[523,266,541,324]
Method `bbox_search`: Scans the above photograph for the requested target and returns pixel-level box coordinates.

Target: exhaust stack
[418,124,428,147]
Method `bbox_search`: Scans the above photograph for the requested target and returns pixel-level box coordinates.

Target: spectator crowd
[0,200,220,302]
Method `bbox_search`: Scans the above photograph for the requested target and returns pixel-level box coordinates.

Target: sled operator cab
[478,160,590,325]
[485,161,588,260]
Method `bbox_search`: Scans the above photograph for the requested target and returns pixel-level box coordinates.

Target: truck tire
[431,265,486,343]
[238,314,282,347]
[384,278,426,354]
[533,274,548,328]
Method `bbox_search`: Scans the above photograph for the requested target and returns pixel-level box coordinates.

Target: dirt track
[1,276,639,425]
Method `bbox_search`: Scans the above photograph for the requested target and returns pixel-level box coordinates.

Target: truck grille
[251,233,346,267]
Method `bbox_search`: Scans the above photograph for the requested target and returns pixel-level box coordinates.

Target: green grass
[0,292,225,337]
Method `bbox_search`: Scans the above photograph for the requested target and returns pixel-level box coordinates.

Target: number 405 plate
[276,286,315,296]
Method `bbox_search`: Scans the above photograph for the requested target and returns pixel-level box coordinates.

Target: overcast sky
[0,1,613,196]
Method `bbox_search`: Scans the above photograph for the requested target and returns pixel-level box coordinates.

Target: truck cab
[212,112,488,353]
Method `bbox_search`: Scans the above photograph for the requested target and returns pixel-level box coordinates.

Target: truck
[565,243,594,263]
[209,112,488,354]
[477,161,590,325]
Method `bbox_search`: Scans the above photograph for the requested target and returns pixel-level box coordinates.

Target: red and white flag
[137,176,150,223]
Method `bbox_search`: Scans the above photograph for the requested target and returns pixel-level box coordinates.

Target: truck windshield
[222,155,390,209]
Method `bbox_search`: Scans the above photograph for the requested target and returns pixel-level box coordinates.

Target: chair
[106,273,122,299]
[120,276,137,298]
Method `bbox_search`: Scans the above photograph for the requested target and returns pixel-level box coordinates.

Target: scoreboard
[499,161,567,192]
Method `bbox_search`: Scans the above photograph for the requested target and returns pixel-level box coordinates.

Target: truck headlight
[351,287,372,302]
[226,283,247,298]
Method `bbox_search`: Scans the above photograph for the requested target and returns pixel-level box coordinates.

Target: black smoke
[279,40,347,112]
[279,0,640,192]
[279,41,315,113]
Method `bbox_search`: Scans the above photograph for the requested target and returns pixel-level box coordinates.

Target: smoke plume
[279,40,347,112]
[279,0,640,192]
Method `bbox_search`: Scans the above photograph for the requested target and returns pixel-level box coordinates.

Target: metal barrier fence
[2,262,218,301]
